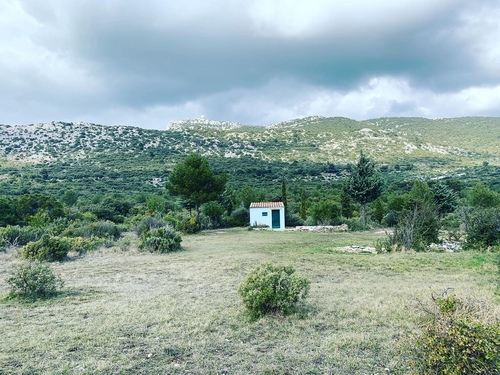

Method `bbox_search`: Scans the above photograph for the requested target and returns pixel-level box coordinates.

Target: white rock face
[167,117,243,131]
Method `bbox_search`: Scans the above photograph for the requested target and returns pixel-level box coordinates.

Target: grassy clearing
[0,228,498,374]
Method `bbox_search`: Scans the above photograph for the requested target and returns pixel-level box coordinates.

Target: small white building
[249,202,285,230]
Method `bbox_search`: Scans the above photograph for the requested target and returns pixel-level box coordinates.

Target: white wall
[249,207,285,230]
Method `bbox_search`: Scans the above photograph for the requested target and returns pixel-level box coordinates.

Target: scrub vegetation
[0,116,499,373]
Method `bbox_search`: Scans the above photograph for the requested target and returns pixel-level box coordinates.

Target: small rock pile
[295,224,348,232]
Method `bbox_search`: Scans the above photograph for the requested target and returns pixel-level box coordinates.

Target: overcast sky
[1,1,500,130]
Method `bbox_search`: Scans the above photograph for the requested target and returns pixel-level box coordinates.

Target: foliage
[203,201,225,228]
[409,294,500,374]
[166,153,227,220]
[132,215,167,236]
[281,176,288,211]
[139,226,182,253]
[0,225,45,247]
[6,261,64,301]
[346,152,383,227]
[371,198,385,224]
[22,235,70,262]
[310,200,342,225]
[83,194,132,223]
[238,264,310,318]
[431,181,459,216]
[299,189,307,220]
[63,220,121,240]
[0,196,17,226]
[468,183,500,209]
[16,194,64,224]
[176,216,201,234]
[236,185,261,209]
[340,182,354,219]
[462,207,500,250]
[145,194,168,214]
[346,218,366,232]
[388,181,440,251]
[229,207,250,227]
[61,189,78,206]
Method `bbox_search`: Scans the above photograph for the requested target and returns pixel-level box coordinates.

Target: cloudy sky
[1,0,500,130]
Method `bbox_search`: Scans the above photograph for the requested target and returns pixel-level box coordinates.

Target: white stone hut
[249,202,285,230]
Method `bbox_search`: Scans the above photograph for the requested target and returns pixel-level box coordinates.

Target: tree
[166,154,227,221]
[299,189,307,220]
[431,182,458,216]
[281,176,288,210]
[468,183,500,209]
[390,181,440,251]
[237,185,259,209]
[372,198,384,224]
[346,152,383,227]
[340,182,354,219]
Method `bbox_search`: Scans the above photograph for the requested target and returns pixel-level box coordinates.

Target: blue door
[272,210,280,229]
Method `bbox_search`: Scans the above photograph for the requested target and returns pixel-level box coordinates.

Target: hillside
[0,116,499,198]
[1,116,498,166]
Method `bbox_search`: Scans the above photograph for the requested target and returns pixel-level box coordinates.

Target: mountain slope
[1,116,498,167]
[0,116,498,199]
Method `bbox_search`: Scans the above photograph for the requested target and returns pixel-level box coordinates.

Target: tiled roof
[249,202,285,208]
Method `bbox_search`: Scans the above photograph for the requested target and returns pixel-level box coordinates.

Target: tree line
[1,152,499,252]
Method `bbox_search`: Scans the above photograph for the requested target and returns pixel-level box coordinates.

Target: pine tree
[166,153,227,222]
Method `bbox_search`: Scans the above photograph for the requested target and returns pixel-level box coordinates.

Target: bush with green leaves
[462,207,500,250]
[409,294,500,374]
[0,225,45,247]
[22,235,70,261]
[139,226,182,253]
[229,207,249,227]
[6,261,64,301]
[176,216,201,234]
[132,215,167,236]
[63,220,121,240]
[238,264,310,318]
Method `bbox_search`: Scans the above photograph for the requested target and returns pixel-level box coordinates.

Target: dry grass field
[0,228,498,374]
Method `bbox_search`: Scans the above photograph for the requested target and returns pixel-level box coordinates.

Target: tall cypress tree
[300,189,307,220]
[347,152,383,227]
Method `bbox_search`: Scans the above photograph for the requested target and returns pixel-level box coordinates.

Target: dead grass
[0,228,498,374]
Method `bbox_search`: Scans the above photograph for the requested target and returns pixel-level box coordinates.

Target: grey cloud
[1,0,500,128]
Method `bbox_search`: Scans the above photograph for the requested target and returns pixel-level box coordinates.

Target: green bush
[132,215,167,236]
[63,220,121,240]
[0,225,45,247]
[238,264,310,318]
[462,207,500,250]
[409,294,500,374]
[346,218,365,231]
[6,261,64,301]
[22,235,70,261]
[139,226,182,253]
[64,236,102,254]
[176,217,201,234]
[229,207,249,227]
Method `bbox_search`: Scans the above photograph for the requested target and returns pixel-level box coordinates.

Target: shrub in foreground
[22,235,70,261]
[238,264,310,318]
[6,261,64,301]
[139,226,182,253]
[409,294,500,374]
